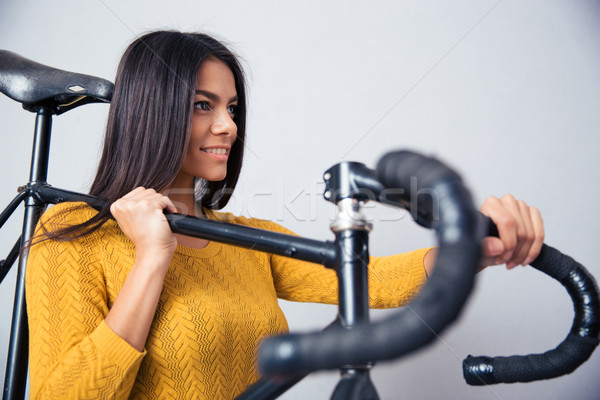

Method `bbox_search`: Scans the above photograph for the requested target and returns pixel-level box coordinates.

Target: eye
[227,104,238,117]
[194,101,210,111]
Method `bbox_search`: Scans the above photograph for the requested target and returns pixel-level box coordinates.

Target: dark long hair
[44,30,247,240]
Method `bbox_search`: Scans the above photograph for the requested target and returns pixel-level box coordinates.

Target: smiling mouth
[200,148,230,161]
[201,148,228,155]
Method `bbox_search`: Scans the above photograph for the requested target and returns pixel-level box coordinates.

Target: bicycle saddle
[0,50,113,115]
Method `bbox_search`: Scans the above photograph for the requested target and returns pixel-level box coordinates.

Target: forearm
[423,247,491,276]
[105,250,172,351]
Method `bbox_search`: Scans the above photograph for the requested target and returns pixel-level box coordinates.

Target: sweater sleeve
[215,212,430,309]
[26,205,145,399]
[270,241,430,308]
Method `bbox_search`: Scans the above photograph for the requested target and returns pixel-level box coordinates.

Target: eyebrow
[195,89,238,103]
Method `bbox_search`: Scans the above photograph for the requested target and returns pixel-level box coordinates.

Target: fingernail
[523,257,533,266]
[504,251,513,261]
[506,262,517,269]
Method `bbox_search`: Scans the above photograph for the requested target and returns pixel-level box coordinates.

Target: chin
[202,173,227,182]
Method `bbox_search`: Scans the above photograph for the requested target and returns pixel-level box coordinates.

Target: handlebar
[463,219,600,384]
[258,150,600,385]
[258,150,483,376]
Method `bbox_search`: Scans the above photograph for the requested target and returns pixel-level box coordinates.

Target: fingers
[479,237,505,270]
[503,197,535,269]
[480,196,517,263]
[109,187,180,254]
[161,196,178,214]
[480,195,544,270]
[111,187,178,215]
[121,186,146,199]
[482,237,504,258]
[498,195,524,267]
[525,206,544,265]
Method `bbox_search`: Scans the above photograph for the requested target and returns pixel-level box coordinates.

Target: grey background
[1,1,599,399]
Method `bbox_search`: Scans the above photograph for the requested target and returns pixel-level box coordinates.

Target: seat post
[3,106,53,400]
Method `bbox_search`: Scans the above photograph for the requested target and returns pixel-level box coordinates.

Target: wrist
[423,248,438,278]
[135,246,175,266]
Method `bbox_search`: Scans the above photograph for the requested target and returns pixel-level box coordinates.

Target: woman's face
[176,57,238,185]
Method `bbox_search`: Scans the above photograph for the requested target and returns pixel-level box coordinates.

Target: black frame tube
[330,228,378,400]
[0,191,28,231]
[4,107,52,400]
[335,229,370,328]
[0,238,21,286]
[31,184,338,268]
[167,214,337,267]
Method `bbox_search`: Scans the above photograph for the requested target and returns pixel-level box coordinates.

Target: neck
[164,174,210,250]
[163,174,201,217]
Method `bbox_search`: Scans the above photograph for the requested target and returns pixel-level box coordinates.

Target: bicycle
[0,50,598,400]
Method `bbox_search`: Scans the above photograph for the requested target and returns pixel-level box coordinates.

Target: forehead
[195,57,236,94]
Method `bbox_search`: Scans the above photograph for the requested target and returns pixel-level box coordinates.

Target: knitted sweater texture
[26,202,428,399]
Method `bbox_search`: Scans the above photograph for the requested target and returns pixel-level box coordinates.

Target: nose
[210,110,237,138]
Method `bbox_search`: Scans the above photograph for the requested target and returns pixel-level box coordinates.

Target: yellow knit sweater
[26,202,429,399]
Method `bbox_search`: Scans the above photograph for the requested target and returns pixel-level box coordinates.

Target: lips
[201,147,228,155]
[200,146,230,160]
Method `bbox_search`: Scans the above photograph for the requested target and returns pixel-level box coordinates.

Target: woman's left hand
[479,194,544,269]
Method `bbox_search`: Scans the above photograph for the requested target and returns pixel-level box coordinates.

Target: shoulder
[28,203,108,281]
[39,201,100,228]
[204,209,297,236]
[35,201,118,242]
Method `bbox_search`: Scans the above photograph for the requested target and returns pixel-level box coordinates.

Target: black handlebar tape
[463,240,600,385]
[376,150,465,231]
[258,150,482,376]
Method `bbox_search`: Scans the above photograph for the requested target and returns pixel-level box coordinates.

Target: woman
[25,30,543,399]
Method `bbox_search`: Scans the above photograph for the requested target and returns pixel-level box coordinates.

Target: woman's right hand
[110,187,178,260]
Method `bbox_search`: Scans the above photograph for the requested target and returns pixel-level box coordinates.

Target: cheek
[189,116,211,142]
[188,128,202,147]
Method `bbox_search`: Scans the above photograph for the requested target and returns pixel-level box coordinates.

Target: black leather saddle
[0,50,114,115]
